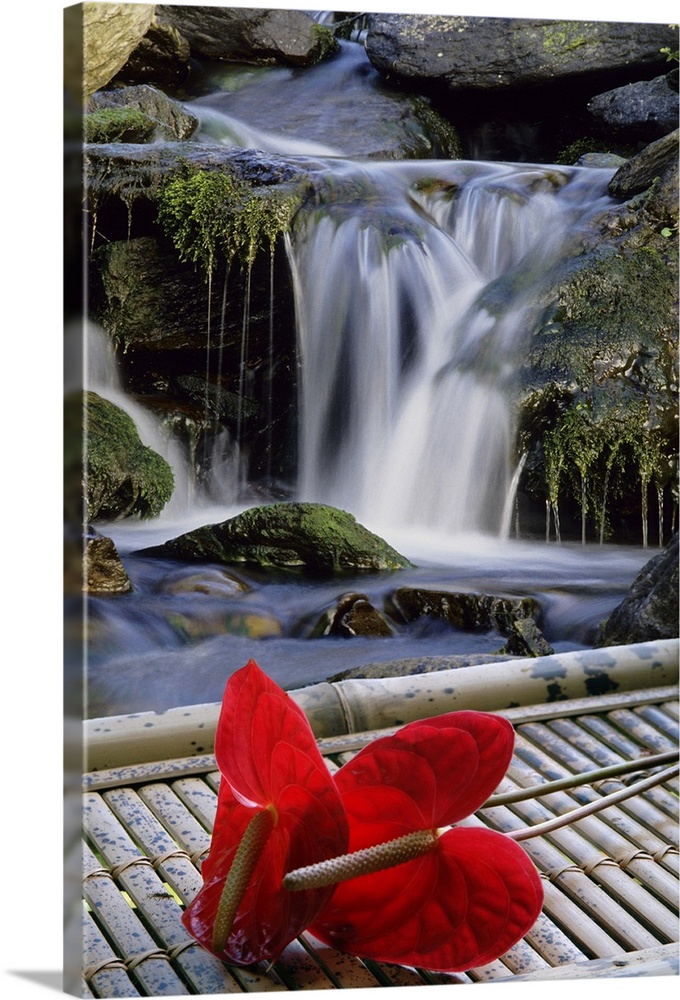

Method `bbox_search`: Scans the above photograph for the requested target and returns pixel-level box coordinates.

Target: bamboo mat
[80,688,679,996]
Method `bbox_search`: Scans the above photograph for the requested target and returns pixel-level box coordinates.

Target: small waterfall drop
[79,322,193,517]
[287,159,613,537]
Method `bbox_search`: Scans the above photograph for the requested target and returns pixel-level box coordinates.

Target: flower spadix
[181,660,348,965]
[305,712,544,971]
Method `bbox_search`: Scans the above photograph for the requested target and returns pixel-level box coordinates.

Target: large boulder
[86,85,199,141]
[608,127,679,204]
[82,2,156,96]
[588,71,680,143]
[156,5,338,66]
[144,502,413,572]
[365,15,676,94]
[513,135,678,542]
[596,533,679,645]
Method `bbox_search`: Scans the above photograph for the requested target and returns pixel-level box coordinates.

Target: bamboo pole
[291,639,679,737]
[83,639,679,771]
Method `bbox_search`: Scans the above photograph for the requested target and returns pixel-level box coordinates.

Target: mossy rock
[84,107,158,144]
[514,178,679,540]
[148,502,413,573]
[76,390,175,522]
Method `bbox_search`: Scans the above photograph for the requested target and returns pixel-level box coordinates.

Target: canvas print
[64,3,679,997]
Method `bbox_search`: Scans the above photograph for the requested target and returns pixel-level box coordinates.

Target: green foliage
[157,169,302,274]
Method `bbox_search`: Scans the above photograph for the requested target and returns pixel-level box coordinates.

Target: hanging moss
[157,168,303,273]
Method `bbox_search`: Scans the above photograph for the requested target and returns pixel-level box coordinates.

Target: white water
[287,159,614,537]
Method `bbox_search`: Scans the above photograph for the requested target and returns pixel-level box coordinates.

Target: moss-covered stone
[146,502,413,573]
[517,197,678,541]
[84,107,157,144]
[77,390,175,522]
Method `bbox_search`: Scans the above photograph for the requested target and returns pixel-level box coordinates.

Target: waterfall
[287,159,613,537]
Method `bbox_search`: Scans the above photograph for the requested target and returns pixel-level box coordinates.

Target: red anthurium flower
[181,660,349,965]
[301,712,544,971]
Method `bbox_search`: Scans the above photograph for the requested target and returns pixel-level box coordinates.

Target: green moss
[84,108,156,144]
[520,224,678,540]
[158,501,414,573]
[157,169,302,273]
[541,21,592,56]
[309,21,340,61]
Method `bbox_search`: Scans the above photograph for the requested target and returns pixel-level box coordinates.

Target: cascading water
[286,160,614,537]
[83,37,657,720]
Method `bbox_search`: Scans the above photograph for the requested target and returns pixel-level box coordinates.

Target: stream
[85,38,654,720]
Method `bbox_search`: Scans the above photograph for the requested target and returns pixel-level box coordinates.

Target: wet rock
[497,618,554,657]
[167,608,282,641]
[157,5,338,67]
[82,3,156,96]
[608,127,680,201]
[365,15,674,94]
[588,72,679,143]
[596,533,679,645]
[84,532,133,594]
[75,390,174,522]
[576,153,628,169]
[145,502,413,573]
[309,593,394,638]
[87,85,199,141]
[159,567,250,597]
[329,653,518,682]
[387,587,541,634]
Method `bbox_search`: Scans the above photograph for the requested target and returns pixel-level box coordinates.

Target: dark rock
[588,72,679,142]
[365,15,675,94]
[114,13,192,88]
[596,533,679,645]
[386,587,541,634]
[85,142,313,210]
[609,127,680,201]
[146,502,413,573]
[328,653,518,682]
[87,85,199,141]
[84,532,133,594]
[498,618,554,657]
[74,390,175,522]
[309,593,394,638]
[156,5,338,66]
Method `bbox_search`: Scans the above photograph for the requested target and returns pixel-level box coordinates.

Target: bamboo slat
[80,685,678,996]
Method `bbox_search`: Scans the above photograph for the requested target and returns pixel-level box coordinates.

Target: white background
[2,0,677,997]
